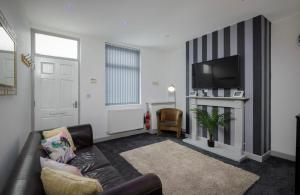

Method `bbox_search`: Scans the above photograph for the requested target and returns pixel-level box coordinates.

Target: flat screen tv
[192,55,240,89]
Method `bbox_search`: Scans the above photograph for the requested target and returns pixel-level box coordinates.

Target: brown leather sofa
[2,124,162,195]
[157,108,183,138]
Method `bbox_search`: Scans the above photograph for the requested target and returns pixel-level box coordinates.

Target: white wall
[165,47,186,129]
[28,20,174,139]
[271,12,300,157]
[0,0,31,192]
[79,35,171,139]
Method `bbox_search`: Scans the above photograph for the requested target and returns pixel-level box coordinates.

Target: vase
[207,139,215,147]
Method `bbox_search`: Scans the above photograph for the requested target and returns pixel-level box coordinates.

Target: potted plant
[191,108,229,147]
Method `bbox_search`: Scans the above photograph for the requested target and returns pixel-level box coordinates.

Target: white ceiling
[19,0,300,49]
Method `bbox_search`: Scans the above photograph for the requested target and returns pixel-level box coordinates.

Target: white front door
[34,56,79,130]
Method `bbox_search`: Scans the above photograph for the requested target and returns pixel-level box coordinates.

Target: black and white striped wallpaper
[186,15,271,155]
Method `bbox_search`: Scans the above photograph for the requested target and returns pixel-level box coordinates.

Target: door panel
[60,64,73,75]
[40,78,57,108]
[60,79,73,107]
[34,56,78,130]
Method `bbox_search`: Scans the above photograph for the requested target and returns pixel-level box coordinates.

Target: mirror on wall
[0,9,16,95]
[0,24,15,87]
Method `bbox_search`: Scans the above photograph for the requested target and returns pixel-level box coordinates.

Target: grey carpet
[96,132,295,195]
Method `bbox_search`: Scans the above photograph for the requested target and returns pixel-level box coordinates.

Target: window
[35,32,78,59]
[105,43,140,105]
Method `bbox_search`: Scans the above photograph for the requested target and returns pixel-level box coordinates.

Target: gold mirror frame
[0,9,17,95]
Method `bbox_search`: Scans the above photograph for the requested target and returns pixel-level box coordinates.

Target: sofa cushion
[40,157,82,176]
[84,165,125,190]
[68,145,110,173]
[41,167,103,195]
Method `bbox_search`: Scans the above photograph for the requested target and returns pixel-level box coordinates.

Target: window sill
[106,104,142,110]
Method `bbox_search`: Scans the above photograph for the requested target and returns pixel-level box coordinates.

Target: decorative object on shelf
[191,108,229,147]
[168,84,176,107]
[233,90,244,98]
[21,53,33,68]
[189,91,197,96]
[200,89,208,97]
[0,9,17,95]
[190,91,198,96]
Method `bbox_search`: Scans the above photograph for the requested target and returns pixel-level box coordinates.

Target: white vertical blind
[105,43,140,105]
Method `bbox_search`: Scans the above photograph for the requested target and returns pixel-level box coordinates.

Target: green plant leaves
[191,108,231,138]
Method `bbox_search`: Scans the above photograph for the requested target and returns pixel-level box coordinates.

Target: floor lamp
[168,84,176,108]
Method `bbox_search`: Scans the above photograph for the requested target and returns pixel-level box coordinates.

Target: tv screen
[192,55,240,89]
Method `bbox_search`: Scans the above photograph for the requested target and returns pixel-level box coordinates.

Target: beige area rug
[120,140,259,195]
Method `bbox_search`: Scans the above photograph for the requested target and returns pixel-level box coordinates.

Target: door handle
[73,101,78,109]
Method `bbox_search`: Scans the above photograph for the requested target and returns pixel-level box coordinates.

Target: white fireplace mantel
[183,96,249,162]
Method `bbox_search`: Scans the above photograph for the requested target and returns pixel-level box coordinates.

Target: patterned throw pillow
[43,127,76,151]
[41,131,76,163]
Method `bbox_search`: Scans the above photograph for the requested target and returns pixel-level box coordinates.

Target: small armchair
[156,108,183,138]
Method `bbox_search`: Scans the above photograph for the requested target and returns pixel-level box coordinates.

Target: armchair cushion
[159,121,177,127]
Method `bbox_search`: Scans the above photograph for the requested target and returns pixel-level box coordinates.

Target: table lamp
[168,84,176,107]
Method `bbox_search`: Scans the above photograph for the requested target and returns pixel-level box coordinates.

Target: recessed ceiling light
[64,2,73,11]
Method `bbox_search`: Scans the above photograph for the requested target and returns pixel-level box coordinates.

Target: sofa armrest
[67,124,93,149]
[100,174,162,195]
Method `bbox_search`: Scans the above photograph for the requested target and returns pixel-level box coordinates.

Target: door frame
[31,29,81,131]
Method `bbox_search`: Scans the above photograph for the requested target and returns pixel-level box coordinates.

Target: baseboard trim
[148,129,157,134]
[270,151,296,162]
[94,129,147,143]
[244,151,271,162]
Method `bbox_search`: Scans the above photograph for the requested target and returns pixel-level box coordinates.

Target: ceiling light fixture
[64,2,73,11]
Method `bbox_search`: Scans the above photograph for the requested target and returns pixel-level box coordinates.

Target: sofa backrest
[2,132,45,195]
[2,124,94,195]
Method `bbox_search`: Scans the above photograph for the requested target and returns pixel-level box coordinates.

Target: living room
[0,0,299,194]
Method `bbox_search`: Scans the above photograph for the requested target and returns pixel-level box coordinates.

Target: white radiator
[107,108,144,134]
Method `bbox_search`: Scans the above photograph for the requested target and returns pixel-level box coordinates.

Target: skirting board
[94,129,147,143]
[271,151,296,162]
[183,138,247,162]
[148,129,157,134]
[244,151,271,162]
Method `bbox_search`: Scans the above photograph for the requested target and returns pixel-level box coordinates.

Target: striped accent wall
[186,15,271,155]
